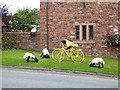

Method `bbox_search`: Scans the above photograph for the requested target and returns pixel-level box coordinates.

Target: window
[82,25,86,40]
[89,25,93,40]
[75,26,79,40]
[75,24,94,41]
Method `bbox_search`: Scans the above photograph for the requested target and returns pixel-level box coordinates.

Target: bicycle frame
[60,42,75,57]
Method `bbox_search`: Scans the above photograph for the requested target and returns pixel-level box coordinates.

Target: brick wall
[4,32,40,51]
[40,2,119,58]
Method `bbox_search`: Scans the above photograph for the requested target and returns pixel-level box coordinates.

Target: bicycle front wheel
[52,48,65,62]
[72,49,85,63]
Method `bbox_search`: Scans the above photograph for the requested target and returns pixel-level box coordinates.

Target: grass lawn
[2,49,119,76]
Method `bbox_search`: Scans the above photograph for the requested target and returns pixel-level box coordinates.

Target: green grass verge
[2,49,119,76]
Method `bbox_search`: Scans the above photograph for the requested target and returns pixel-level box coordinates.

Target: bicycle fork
[59,49,64,63]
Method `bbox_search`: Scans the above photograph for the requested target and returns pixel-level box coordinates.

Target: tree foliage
[0,4,12,26]
[10,8,40,31]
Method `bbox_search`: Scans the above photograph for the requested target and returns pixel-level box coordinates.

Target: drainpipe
[83,0,86,8]
[46,0,48,50]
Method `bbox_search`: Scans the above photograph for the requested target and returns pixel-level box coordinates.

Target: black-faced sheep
[30,27,36,37]
[24,52,38,62]
[40,48,50,58]
[61,39,78,50]
[90,58,105,68]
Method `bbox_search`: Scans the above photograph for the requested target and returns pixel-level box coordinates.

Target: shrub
[2,35,16,49]
[105,32,120,46]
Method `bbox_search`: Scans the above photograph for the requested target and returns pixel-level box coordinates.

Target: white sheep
[30,27,36,37]
[40,48,50,58]
[90,58,105,68]
[61,39,78,50]
[24,52,38,62]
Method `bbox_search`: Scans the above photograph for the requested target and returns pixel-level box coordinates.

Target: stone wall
[4,32,40,51]
[40,2,120,58]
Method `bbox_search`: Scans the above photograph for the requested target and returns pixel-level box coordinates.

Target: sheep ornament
[24,52,38,62]
[40,48,50,58]
[61,39,78,50]
[30,27,37,37]
[90,58,105,68]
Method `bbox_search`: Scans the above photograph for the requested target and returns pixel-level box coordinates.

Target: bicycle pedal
[79,49,82,51]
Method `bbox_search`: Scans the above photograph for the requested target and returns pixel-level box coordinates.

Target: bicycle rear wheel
[72,49,85,63]
[52,48,65,62]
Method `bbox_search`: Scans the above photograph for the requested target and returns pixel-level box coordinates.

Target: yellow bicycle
[52,41,85,63]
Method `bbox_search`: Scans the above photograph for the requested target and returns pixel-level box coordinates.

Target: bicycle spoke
[72,49,85,63]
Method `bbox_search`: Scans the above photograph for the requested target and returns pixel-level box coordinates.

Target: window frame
[75,23,95,43]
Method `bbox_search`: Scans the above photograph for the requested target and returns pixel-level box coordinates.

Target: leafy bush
[10,8,40,31]
[2,35,16,49]
[105,32,120,46]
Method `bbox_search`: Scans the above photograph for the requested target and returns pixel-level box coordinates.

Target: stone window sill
[74,40,95,44]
